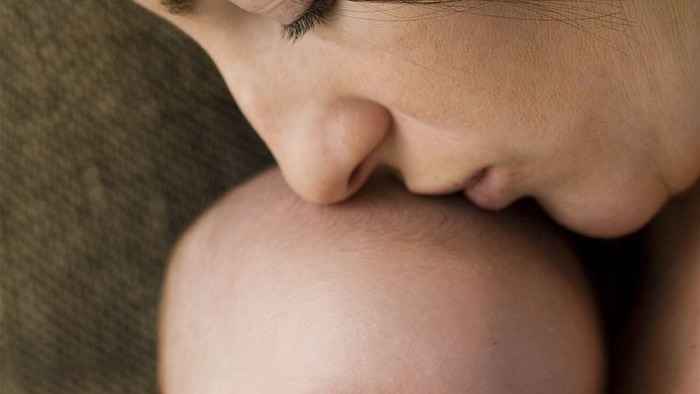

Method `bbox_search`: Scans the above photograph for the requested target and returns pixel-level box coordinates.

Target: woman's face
[132,0,693,237]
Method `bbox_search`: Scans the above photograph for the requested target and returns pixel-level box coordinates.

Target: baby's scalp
[159,169,603,393]
[122,2,700,391]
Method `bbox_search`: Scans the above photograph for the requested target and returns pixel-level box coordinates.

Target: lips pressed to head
[133,0,700,236]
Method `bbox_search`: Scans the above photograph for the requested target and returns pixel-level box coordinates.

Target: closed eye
[282,0,337,41]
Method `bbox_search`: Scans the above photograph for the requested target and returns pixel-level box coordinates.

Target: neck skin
[625,0,700,194]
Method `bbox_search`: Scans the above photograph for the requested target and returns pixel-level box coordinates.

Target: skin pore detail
[133,0,699,238]
[160,1,636,46]
[124,1,700,392]
[159,169,604,393]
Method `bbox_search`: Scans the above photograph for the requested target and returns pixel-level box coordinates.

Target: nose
[273,98,392,204]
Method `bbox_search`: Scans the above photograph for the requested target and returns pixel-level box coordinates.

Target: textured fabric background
[1,1,273,392]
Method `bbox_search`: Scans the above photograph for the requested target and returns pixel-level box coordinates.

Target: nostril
[348,165,363,191]
[281,156,380,205]
[346,151,383,197]
[346,157,379,197]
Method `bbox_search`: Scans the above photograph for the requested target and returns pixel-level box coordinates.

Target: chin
[541,193,668,239]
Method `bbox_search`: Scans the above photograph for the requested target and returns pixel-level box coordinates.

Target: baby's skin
[160,168,605,393]
[125,0,700,390]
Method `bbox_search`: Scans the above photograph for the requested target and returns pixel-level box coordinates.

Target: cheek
[206,3,586,133]
[329,8,501,122]
[195,4,612,175]
[329,6,589,132]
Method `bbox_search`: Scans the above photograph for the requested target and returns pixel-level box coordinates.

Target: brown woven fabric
[1,1,273,392]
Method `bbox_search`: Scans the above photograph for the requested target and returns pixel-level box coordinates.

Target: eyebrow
[160,0,197,14]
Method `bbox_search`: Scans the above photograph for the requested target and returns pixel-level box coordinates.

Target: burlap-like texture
[1,1,273,392]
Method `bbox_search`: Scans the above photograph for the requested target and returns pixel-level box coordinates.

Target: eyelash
[282,0,337,41]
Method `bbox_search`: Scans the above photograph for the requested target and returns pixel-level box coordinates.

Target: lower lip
[464,168,513,211]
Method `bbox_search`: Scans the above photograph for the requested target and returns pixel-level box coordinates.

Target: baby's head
[132,0,699,237]
[159,169,603,393]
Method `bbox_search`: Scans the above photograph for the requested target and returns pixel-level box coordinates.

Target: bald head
[159,168,602,393]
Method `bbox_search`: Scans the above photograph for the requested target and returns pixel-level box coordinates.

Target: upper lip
[407,168,490,196]
[464,167,522,211]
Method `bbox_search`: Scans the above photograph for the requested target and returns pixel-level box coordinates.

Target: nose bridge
[274,97,393,204]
